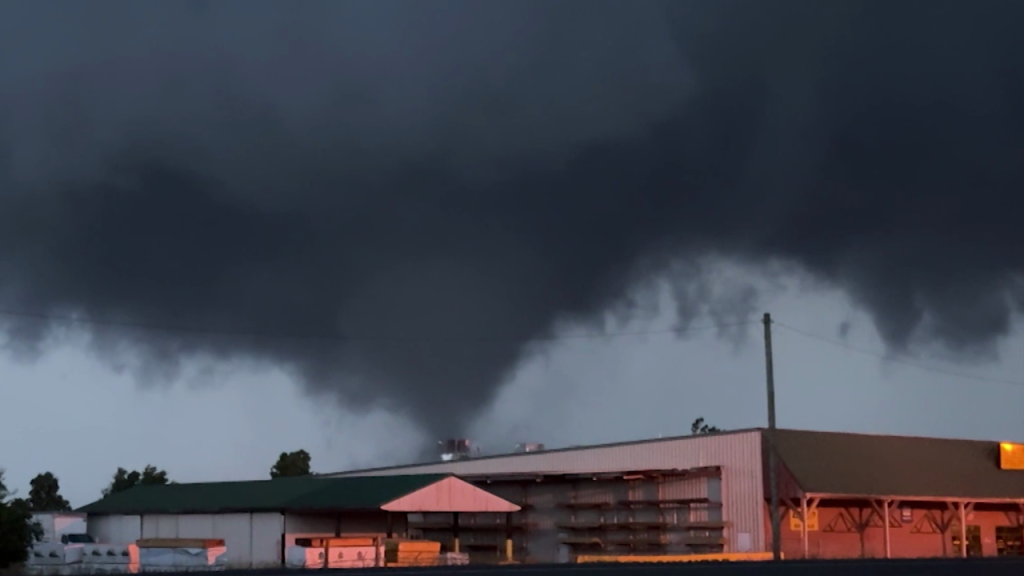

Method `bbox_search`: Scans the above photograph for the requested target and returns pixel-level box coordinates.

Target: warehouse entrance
[952,525,981,557]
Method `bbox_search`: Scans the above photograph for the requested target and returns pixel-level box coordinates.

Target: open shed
[769,430,1024,559]
[78,473,519,568]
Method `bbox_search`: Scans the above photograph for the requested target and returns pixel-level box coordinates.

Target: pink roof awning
[381,476,520,513]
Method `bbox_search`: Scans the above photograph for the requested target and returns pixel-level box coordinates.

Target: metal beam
[805,493,1024,505]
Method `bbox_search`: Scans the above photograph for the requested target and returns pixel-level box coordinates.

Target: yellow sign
[789,508,819,531]
[1000,443,1024,470]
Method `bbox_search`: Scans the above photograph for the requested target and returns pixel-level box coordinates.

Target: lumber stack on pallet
[286,534,386,569]
[135,539,225,549]
[294,536,380,548]
[135,538,228,570]
[384,540,442,567]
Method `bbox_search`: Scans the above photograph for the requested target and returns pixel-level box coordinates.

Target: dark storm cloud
[0,1,1021,438]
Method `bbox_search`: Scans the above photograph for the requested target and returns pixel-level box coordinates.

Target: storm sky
[0,0,1022,503]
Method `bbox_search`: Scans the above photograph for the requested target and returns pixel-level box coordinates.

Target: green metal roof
[772,429,1024,500]
[78,474,451,515]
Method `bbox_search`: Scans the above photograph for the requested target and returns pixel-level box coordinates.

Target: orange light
[999,442,1024,470]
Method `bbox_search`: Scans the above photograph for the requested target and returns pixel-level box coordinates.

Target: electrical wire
[0,308,757,345]
[773,321,1024,387]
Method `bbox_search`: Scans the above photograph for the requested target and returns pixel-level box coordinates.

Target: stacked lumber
[294,537,379,548]
[135,539,228,571]
[135,539,225,549]
[287,534,386,569]
[384,540,442,567]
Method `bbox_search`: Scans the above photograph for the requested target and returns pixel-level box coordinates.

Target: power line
[0,308,756,345]
[773,321,1024,387]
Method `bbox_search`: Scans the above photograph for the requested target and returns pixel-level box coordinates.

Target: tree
[28,472,71,512]
[0,469,43,569]
[691,417,723,435]
[270,450,312,478]
[102,465,170,497]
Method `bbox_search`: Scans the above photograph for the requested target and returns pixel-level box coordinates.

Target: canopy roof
[772,429,1024,502]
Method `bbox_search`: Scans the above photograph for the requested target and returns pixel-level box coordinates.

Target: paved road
[421,558,1019,576]
[195,557,1024,576]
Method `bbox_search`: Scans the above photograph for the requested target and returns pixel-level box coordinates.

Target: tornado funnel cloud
[0,1,1021,439]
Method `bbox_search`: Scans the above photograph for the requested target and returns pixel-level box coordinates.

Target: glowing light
[999,442,1024,470]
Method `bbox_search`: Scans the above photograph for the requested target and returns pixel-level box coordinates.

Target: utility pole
[763,312,781,561]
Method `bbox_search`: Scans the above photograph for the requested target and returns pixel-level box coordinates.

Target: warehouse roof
[772,429,1024,501]
[78,473,519,515]
[323,428,1023,503]
[323,428,765,477]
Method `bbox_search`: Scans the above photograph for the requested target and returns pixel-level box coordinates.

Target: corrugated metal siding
[87,515,142,544]
[251,513,284,568]
[212,514,254,567]
[176,514,215,537]
[283,513,336,548]
[132,513,284,568]
[334,430,766,552]
[141,514,181,538]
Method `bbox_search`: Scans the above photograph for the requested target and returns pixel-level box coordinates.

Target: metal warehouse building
[78,474,518,568]
[326,428,1024,562]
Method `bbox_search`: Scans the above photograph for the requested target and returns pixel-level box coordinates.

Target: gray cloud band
[0,0,1021,439]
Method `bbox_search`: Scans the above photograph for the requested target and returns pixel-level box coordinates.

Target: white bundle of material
[285,546,324,569]
[440,552,470,566]
[137,547,227,571]
[28,543,85,565]
[325,545,383,569]
[22,566,69,576]
[73,564,138,575]
[82,544,137,565]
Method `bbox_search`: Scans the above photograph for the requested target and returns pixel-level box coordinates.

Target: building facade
[326,428,1024,562]
[79,474,518,568]
[327,429,767,560]
[768,429,1024,560]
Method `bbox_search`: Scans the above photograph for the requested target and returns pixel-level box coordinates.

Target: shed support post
[882,500,891,559]
[505,512,513,562]
[452,512,460,554]
[801,496,809,559]
[958,501,967,558]
[386,512,393,538]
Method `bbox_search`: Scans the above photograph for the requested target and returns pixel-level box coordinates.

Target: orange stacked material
[295,536,380,548]
[575,552,776,563]
[135,538,225,549]
[384,539,442,567]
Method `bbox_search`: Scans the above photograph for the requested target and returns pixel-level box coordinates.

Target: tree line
[0,450,314,569]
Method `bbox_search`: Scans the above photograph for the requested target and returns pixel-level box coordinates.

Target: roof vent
[439,438,473,461]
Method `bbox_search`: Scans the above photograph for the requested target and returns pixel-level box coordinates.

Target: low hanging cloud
[0,1,1020,439]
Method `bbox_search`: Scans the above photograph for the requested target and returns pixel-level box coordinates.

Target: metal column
[882,500,891,559]
[958,501,967,558]
[452,512,461,554]
[801,496,809,559]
